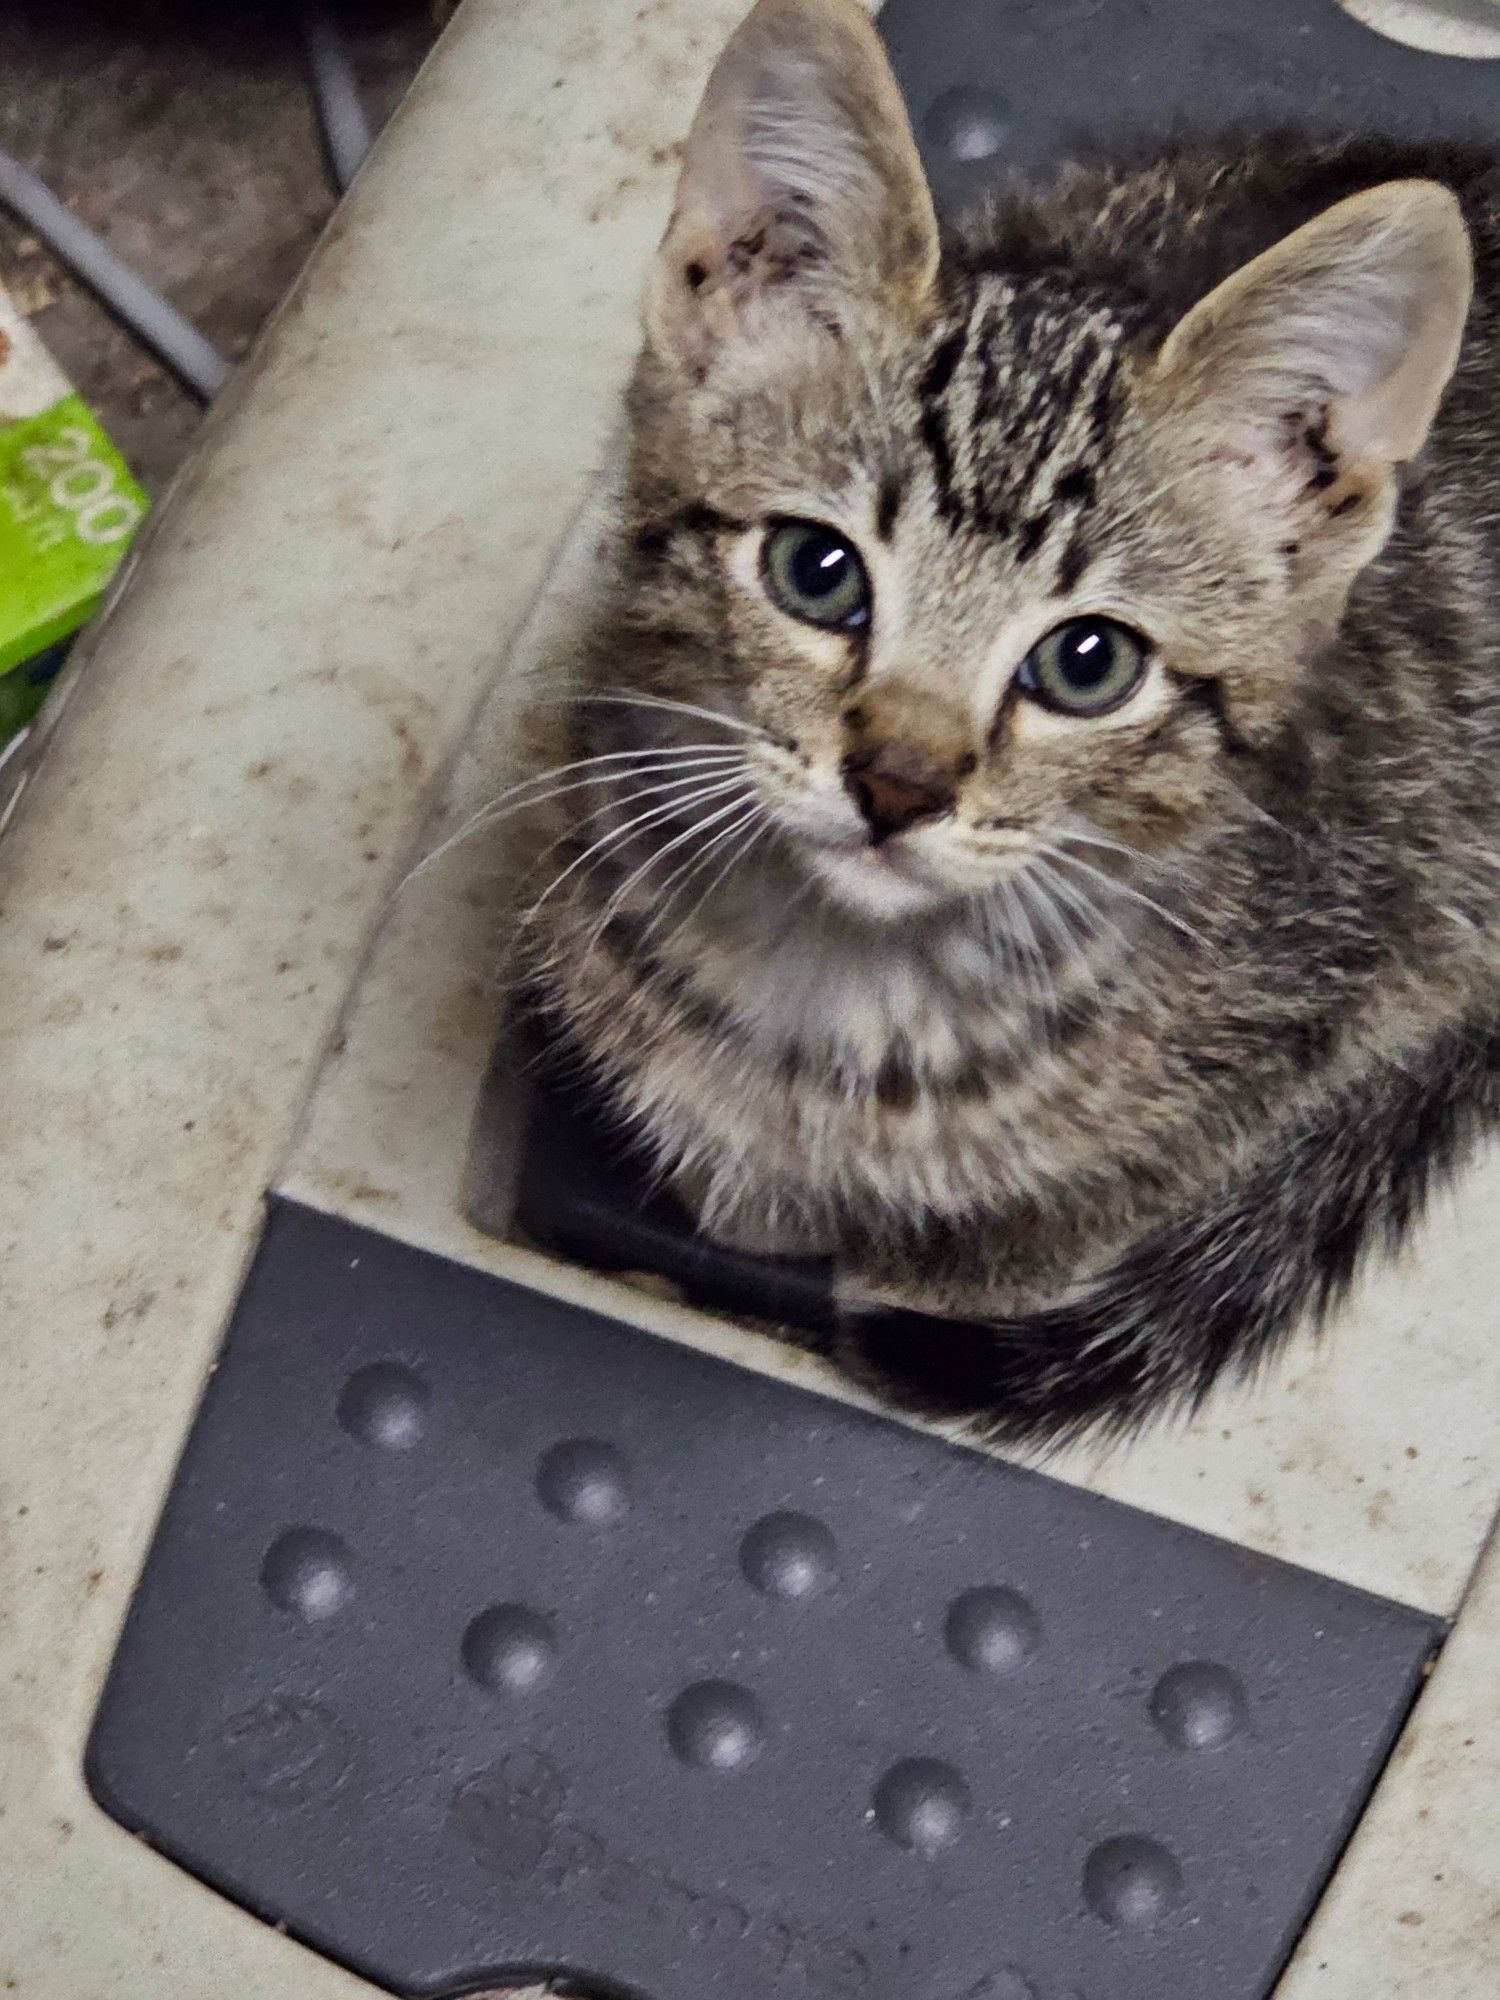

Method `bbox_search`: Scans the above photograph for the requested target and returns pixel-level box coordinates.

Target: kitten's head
[610,0,1472,923]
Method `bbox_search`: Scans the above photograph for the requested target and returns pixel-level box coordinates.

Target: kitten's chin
[804,843,952,922]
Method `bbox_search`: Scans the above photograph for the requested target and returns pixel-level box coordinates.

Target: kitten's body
[512,0,1500,1442]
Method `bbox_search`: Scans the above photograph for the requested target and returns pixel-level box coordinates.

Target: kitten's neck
[678,838,1144,1061]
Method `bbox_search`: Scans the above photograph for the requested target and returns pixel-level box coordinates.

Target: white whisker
[582,689,772,743]
[1040,838,1218,958]
[1017,866,1094,991]
[404,743,744,883]
[586,787,756,949]
[517,762,755,890]
[523,774,749,922]
[1045,825,1143,864]
[992,877,1052,1025]
[646,802,769,950]
[1026,853,1131,968]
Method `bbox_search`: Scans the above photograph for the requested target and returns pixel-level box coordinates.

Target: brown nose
[843,744,959,843]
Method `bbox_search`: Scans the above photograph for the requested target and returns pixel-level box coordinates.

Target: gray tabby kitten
[513,0,1500,1443]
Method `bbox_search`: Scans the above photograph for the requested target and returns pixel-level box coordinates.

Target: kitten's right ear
[1151,180,1473,484]
[645,0,940,376]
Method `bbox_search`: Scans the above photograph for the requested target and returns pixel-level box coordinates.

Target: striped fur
[509,0,1500,1446]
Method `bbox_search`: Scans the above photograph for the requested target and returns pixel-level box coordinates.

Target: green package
[0,288,147,730]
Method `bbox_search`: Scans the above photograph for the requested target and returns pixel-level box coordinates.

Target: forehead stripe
[875,470,903,542]
[918,322,970,529]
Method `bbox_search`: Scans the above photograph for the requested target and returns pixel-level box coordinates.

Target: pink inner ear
[666,191,839,370]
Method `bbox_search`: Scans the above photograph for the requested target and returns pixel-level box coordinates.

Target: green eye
[1018,617,1151,716]
[762,519,871,631]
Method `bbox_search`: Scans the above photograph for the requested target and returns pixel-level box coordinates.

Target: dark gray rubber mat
[89,1201,1440,2000]
[881,0,1498,211]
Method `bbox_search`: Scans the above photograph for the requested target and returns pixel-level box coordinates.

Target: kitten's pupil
[796,539,849,595]
[1058,624,1111,689]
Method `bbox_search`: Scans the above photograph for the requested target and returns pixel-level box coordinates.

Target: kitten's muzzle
[842,742,963,844]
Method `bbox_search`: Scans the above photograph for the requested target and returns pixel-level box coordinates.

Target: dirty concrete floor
[0,2,436,494]
[0,10,590,1994]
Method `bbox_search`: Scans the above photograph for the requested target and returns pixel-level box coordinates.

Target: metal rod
[0,147,229,403]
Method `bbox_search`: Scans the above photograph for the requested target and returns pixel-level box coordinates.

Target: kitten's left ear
[645,0,940,376]
[1151,179,1472,525]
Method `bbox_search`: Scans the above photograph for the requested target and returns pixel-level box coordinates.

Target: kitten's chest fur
[616,887,1091,1217]
[547,834,1319,1265]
